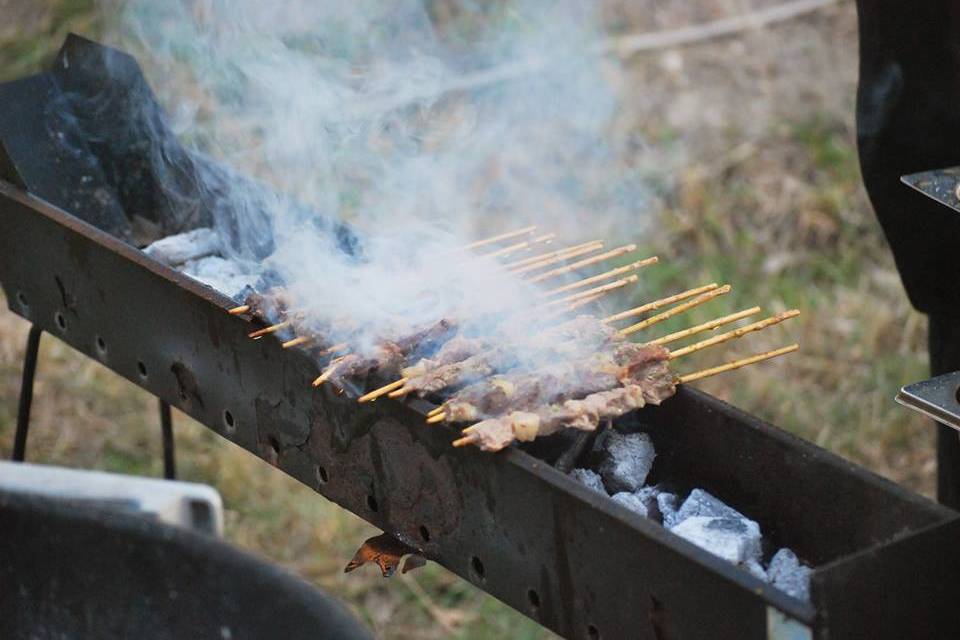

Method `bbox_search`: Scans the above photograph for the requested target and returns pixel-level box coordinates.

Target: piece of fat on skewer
[542,257,658,297]
[526,244,638,283]
[618,285,731,337]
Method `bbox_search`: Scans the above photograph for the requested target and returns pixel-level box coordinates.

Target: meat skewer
[453,351,675,451]
[429,309,798,424]
[602,283,718,324]
[453,341,799,451]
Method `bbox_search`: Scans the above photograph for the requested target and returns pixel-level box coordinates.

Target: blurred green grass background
[0,1,934,637]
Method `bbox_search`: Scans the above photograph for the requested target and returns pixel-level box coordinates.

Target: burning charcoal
[673,488,745,526]
[570,468,606,495]
[671,516,763,565]
[767,548,812,602]
[657,492,680,527]
[745,559,767,581]
[143,227,221,266]
[182,256,261,299]
[598,431,655,493]
[611,492,650,518]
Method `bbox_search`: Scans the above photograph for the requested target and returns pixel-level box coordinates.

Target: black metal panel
[0,490,373,639]
[3,180,960,638]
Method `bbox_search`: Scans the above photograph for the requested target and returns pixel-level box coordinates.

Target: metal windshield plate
[901,167,960,213]
[896,370,960,431]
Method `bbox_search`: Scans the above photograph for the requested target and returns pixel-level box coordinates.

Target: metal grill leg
[13,325,43,462]
[159,399,176,480]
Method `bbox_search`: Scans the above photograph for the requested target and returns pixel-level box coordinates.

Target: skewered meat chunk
[402,335,487,378]
[460,357,676,452]
[441,343,668,422]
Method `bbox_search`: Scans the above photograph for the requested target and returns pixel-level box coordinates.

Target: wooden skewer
[463,226,537,251]
[228,304,251,315]
[646,306,761,347]
[506,240,600,270]
[282,336,313,349]
[248,320,290,339]
[547,274,639,307]
[427,406,445,417]
[426,413,447,424]
[481,233,556,259]
[320,342,350,356]
[452,434,477,448]
[619,285,731,337]
[603,283,719,324]
[668,309,800,359]
[679,344,799,384]
[312,356,347,387]
[508,241,605,274]
[358,377,409,403]
[566,293,605,311]
[387,387,410,399]
[527,244,638,283]
[542,257,658,297]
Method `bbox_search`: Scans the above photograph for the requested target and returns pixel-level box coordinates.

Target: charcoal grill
[3,35,960,639]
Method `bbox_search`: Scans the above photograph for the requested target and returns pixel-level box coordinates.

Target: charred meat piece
[441,344,668,422]
[402,335,488,379]
[460,357,676,452]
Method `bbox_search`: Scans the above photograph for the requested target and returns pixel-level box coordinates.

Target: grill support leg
[159,399,176,480]
[12,325,43,462]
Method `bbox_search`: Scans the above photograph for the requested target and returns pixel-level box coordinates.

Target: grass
[0,1,939,637]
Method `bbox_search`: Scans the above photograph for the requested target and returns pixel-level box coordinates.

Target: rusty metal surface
[4,181,960,638]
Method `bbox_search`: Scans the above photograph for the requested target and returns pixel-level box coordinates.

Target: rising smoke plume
[98,0,658,363]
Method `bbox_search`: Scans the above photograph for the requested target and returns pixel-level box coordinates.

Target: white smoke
[101,0,659,360]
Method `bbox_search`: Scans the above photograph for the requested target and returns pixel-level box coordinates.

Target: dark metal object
[3,36,960,638]
[12,325,42,462]
[159,399,176,480]
[901,167,960,213]
[896,371,960,431]
[0,490,373,639]
[6,173,960,639]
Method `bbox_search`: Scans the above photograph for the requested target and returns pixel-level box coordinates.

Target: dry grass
[0,1,937,637]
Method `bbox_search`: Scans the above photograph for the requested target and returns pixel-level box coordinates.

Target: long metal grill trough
[2,35,960,639]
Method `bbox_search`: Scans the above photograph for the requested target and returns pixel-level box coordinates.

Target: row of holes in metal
[20,290,603,637]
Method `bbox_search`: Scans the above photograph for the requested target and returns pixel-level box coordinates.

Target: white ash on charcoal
[570,468,606,495]
[766,548,812,601]
[656,491,680,527]
[671,516,763,566]
[574,433,812,601]
[673,488,746,523]
[611,491,651,518]
[143,228,222,267]
[597,431,655,493]
[182,256,262,299]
